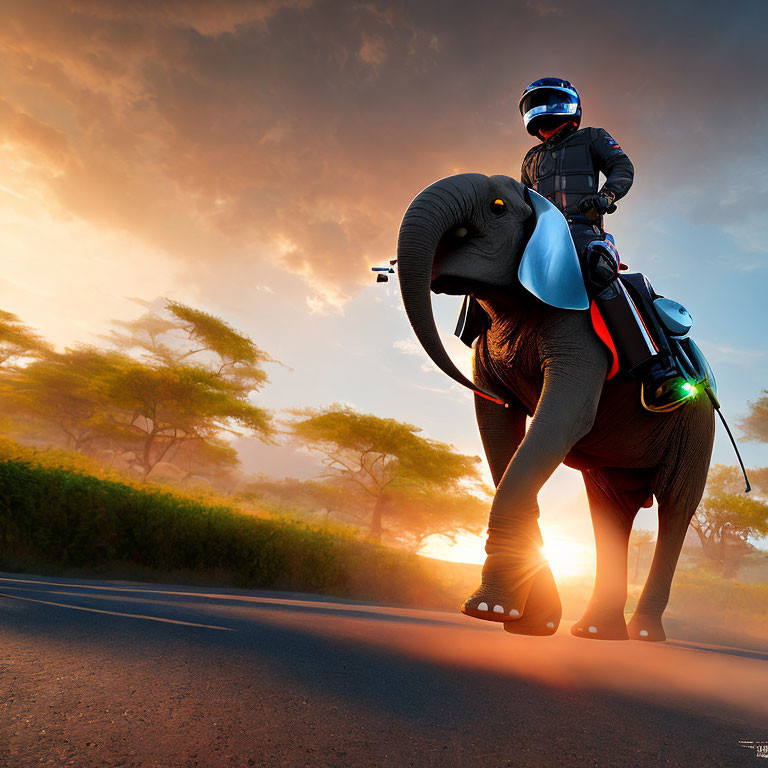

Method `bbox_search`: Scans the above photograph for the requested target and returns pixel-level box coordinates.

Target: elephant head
[396,173,588,403]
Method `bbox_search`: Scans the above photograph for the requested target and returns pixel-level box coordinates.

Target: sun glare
[418,528,594,582]
[540,535,594,581]
[418,531,486,565]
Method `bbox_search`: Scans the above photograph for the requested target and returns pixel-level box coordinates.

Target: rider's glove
[580,191,617,217]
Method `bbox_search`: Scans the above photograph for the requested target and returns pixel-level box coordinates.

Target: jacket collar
[540,121,578,147]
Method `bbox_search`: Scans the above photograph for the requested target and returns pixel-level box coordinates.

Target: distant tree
[288,405,486,542]
[628,529,656,584]
[0,310,51,367]
[381,484,490,550]
[242,476,370,524]
[0,347,124,451]
[105,299,275,387]
[690,465,768,577]
[1,301,276,480]
[101,360,250,478]
[739,391,768,443]
[166,437,240,488]
[747,467,768,490]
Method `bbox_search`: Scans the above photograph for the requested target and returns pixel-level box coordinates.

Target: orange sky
[1,1,766,555]
[1,1,765,329]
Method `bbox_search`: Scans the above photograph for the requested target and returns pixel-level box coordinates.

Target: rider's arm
[590,128,634,202]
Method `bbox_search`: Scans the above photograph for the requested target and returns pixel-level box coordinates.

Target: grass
[0,447,454,607]
[0,437,245,512]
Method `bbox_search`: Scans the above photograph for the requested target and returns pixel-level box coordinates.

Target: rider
[519,77,686,412]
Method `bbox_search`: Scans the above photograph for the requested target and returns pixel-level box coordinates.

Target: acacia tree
[0,347,125,451]
[0,310,51,368]
[1,301,277,480]
[98,301,276,478]
[104,299,275,382]
[690,465,768,576]
[381,485,491,550]
[288,405,487,542]
[101,355,272,479]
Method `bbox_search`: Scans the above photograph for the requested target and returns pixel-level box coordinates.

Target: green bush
[0,457,450,605]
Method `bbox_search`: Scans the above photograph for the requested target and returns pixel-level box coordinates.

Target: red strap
[590,301,619,380]
[474,389,508,407]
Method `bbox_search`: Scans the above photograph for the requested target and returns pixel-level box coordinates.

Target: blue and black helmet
[519,78,581,136]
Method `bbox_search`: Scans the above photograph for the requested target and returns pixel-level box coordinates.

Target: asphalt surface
[1,572,767,768]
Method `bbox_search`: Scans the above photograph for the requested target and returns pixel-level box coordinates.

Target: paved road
[1,572,767,768]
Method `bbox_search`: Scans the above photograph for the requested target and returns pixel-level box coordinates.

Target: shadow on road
[2,573,767,768]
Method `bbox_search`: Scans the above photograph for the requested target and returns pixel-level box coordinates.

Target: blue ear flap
[517,189,589,311]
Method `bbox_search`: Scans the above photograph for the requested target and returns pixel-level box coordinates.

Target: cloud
[393,338,421,355]
[698,342,767,366]
[63,0,312,35]
[0,0,766,309]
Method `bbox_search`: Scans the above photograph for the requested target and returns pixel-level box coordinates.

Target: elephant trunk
[396,175,505,405]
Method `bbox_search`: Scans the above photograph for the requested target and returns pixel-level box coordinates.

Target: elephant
[396,172,715,642]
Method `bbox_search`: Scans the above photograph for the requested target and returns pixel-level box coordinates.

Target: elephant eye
[490,198,506,215]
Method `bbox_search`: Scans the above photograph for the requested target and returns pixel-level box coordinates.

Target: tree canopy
[288,404,488,543]
[0,300,277,484]
[691,464,768,576]
[0,310,51,368]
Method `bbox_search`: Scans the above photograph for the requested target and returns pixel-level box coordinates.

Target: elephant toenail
[477,602,489,612]
[639,629,648,637]
[588,626,597,634]
[493,604,504,613]
[508,608,520,617]
[546,621,555,629]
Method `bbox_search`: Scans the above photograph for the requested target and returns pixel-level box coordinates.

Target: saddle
[455,274,718,404]
[592,272,718,402]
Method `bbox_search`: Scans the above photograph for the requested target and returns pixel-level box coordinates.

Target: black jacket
[520,123,634,217]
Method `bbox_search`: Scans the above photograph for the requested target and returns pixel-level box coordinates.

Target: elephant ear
[517,189,590,311]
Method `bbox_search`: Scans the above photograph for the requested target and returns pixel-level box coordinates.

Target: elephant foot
[570,603,629,641]
[461,554,561,633]
[503,566,561,636]
[628,612,666,642]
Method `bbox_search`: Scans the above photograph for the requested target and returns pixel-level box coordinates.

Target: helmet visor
[520,87,579,127]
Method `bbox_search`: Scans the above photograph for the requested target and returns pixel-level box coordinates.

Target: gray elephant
[396,173,714,642]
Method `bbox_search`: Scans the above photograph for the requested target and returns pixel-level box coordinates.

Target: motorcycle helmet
[519,77,581,136]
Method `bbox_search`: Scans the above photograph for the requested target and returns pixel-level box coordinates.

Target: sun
[418,528,594,582]
[539,535,594,581]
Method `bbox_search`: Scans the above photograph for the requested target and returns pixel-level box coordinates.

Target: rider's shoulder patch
[596,127,622,151]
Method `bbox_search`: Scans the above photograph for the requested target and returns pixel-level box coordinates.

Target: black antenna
[705,384,751,493]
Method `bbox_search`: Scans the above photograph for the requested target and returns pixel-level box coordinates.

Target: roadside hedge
[0,458,447,605]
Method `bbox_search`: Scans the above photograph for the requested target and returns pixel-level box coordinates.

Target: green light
[681,382,698,397]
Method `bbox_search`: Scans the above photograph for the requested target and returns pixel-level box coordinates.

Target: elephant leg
[627,504,693,642]
[462,311,608,636]
[628,400,714,642]
[571,467,650,641]
[461,363,544,626]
